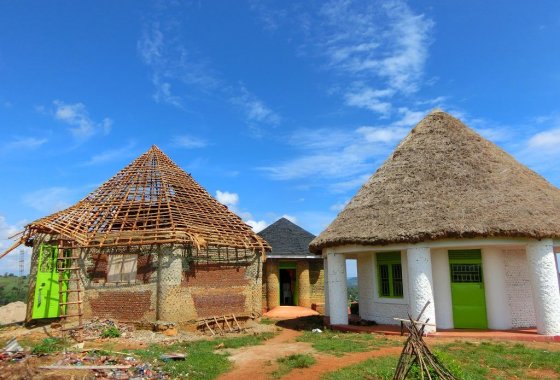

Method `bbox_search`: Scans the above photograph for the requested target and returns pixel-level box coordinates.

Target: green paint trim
[376,252,403,299]
[279,261,297,269]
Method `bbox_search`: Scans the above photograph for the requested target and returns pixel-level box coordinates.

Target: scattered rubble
[81,318,134,340]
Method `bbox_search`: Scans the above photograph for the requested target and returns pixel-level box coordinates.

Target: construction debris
[393,301,457,380]
[81,318,134,340]
[3,338,23,353]
[40,351,168,379]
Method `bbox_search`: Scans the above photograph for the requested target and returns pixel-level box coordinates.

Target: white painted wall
[367,251,409,325]
[357,253,375,320]
[326,251,348,325]
[504,249,536,328]
[323,257,329,317]
[482,247,512,329]
[526,240,560,335]
[431,248,453,329]
[407,247,436,332]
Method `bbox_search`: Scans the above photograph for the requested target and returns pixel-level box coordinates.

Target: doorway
[449,250,488,329]
[279,262,298,306]
[32,244,67,319]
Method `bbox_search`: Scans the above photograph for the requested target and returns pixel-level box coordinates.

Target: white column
[407,247,436,333]
[327,251,348,325]
[526,239,560,335]
[323,257,329,316]
[431,249,453,329]
[357,253,375,320]
[482,247,512,330]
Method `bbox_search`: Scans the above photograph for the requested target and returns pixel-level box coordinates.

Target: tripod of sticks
[393,301,457,380]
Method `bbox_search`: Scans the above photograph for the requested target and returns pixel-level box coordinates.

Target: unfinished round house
[310,110,560,336]
[4,146,270,330]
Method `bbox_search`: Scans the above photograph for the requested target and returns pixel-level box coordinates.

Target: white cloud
[215,190,270,232]
[53,100,112,140]
[137,21,219,109]
[344,88,394,115]
[80,142,136,166]
[357,125,408,144]
[173,135,208,149]
[281,214,297,224]
[0,216,31,275]
[527,129,560,152]
[215,190,239,207]
[316,0,434,115]
[230,86,281,129]
[246,219,268,232]
[22,187,73,213]
[3,137,48,151]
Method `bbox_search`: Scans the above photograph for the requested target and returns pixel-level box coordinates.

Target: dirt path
[218,328,314,380]
[289,346,402,380]
[219,326,403,380]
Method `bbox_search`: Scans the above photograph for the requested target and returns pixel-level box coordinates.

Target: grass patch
[100,326,121,338]
[31,337,66,355]
[323,340,560,380]
[134,332,275,379]
[297,330,400,356]
[260,318,276,325]
[272,353,316,378]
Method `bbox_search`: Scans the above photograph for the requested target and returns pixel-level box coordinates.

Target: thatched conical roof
[19,145,269,252]
[310,111,560,253]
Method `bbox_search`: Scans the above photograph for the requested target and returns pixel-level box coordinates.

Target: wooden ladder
[57,240,83,342]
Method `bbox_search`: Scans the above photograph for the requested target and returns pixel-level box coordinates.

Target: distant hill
[0,275,28,306]
[347,277,358,288]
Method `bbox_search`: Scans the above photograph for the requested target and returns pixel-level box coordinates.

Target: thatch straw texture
[310,111,560,253]
[19,146,269,252]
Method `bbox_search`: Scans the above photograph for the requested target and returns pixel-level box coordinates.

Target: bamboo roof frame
[2,145,270,257]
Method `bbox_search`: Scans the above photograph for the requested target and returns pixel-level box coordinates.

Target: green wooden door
[32,244,66,319]
[449,250,487,329]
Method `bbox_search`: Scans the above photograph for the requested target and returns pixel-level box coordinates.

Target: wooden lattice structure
[394,302,457,380]
[5,145,269,254]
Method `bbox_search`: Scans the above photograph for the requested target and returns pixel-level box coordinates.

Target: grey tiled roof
[258,218,317,257]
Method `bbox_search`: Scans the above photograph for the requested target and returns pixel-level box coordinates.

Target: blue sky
[1,1,560,276]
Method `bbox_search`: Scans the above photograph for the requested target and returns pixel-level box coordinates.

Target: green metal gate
[32,244,67,319]
[449,250,487,329]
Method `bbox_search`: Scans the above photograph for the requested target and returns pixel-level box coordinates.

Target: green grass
[100,326,122,338]
[31,337,67,355]
[322,340,560,380]
[134,332,275,380]
[272,353,316,378]
[297,330,400,356]
[259,317,276,325]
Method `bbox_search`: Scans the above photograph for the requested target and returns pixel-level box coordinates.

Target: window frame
[376,252,403,299]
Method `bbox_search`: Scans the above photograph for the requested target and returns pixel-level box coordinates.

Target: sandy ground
[263,306,319,319]
[0,302,26,326]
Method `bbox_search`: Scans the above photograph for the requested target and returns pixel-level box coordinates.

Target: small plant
[31,337,65,355]
[101,326,121,338]
[273,354,316,378]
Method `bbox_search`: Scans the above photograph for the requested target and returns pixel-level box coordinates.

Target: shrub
[101,326,121,338]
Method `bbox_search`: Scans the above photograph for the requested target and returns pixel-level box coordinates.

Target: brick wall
[192,294,246,317]
[136,254,155,283]
[182,263,249,287]
[89,290,152,321]
[309,260,325,306]
[87,253,108,283]
[504,249,536,328]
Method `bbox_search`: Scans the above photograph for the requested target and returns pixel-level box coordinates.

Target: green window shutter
[376,252,403,298]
